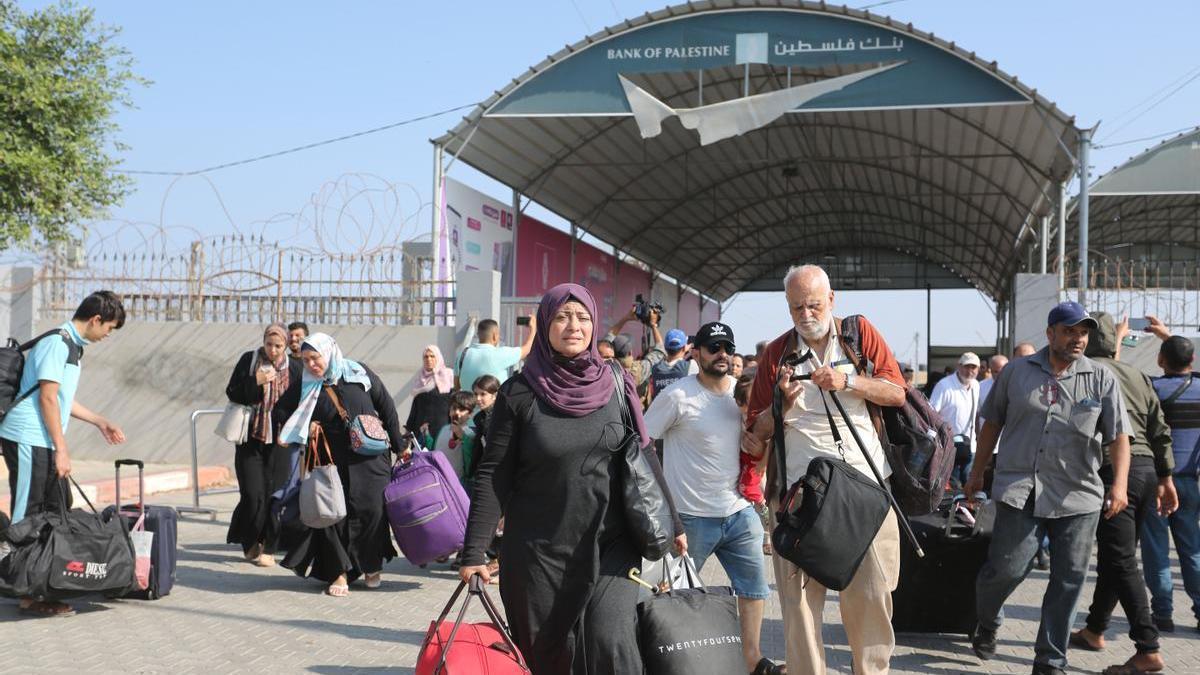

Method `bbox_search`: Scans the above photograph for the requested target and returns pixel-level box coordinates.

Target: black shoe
[1031,665,1065,675]
[971,624,997,660]
[1153,615,1175,632]
[1034,550,1050,571]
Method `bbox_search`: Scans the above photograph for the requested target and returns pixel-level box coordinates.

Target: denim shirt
[981,348,1129,518]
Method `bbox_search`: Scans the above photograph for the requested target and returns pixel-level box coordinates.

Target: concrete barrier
[56,321,458,467]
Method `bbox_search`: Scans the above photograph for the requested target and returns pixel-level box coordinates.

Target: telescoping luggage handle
[114,459,146,517]
[429,575,529,673]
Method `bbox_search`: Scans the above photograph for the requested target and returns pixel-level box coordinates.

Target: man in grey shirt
[965,301,1131,675]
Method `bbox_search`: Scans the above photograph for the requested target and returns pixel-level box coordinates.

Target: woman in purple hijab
[459,283,683,674]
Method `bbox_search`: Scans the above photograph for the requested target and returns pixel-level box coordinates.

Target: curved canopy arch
[437,0,1079,301]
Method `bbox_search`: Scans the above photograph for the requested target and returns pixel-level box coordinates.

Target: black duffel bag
[769,350,891,591]
[636,555,745,675]
[1,478,134,601]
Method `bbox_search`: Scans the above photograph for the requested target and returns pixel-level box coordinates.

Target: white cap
[959,352,981,367]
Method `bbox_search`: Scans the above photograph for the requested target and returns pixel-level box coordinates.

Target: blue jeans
[975,494,1100,670]
[1141,475,1200,622]
[679,506,771,599]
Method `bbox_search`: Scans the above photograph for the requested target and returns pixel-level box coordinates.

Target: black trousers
[227,440,289,554]
[1085,456,1160,653]
[2,438,70,522]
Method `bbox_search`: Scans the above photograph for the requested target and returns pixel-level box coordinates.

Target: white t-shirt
[781,326,895,487]
[643,375,750,518]
[930,373,980,448]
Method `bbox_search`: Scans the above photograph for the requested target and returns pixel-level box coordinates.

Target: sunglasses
[702,342,736,355]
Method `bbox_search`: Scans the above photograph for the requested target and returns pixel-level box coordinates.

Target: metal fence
[39,236,455,326]
[1063,258,1200,332]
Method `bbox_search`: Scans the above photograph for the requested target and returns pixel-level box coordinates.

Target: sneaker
[1153,615,1175,632]
[971,624,997,660]
[1031,665,1065,675]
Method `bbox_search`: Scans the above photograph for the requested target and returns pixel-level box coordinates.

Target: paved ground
[4,489,1200,674]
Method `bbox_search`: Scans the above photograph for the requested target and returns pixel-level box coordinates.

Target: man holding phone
[455,315,536,391]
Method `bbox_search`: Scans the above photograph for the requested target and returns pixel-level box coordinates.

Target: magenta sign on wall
[514,214,571,297]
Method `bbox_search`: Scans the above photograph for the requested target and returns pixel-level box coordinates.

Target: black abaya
[463,374,663,674]
[224,351,302,554]
[281,365,403,584]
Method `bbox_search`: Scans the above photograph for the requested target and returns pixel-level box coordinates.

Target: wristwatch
[845,372,857,391]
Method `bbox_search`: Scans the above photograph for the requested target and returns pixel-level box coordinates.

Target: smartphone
[1128,317,1151,331]
[516,316,531,327]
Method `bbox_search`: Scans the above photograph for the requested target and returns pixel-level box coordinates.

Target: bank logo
[735,33,768,65]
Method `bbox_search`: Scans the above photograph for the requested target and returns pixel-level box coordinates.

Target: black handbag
[609,362,674,561]
[2,477,135,601]
[636,555,744,675]
[770,356,890,591]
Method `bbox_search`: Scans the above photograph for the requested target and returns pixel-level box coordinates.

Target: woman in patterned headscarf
[278,332,405,597]
[224,323,303,566]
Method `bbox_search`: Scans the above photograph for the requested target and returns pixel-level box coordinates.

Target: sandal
[19,599,75,617]
[325,583,349,597]
[363,572,382,589]
[751,657,785,675]
[254,554,276,568]
[1069,630,1104,652]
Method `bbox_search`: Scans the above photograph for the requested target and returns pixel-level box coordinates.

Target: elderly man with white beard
[741,264,907,675]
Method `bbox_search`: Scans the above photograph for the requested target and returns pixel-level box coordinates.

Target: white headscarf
[279,332,371,445]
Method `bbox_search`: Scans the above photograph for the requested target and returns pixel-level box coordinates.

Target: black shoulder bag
[609,362,674,560]
[770,350,892,591]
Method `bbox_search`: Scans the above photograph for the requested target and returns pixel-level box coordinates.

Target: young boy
[1,290,128,616]
[433,390,478,488]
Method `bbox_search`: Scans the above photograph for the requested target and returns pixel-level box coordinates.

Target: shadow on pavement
[283,618,428,645]
[307,662,415,667]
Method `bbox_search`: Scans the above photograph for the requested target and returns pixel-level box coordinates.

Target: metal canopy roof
[1070,128,1200,266]
[436,0,1079,302]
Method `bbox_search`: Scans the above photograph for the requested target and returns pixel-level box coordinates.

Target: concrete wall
[55,321,458,467]
[0,266,40,342]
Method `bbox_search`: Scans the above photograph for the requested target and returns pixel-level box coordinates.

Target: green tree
[0,1,143,250]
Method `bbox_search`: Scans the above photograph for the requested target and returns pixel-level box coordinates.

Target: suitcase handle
[429,576,529,673]
[114,458,146,516]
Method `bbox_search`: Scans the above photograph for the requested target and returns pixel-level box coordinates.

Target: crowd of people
[5,273,1200,675]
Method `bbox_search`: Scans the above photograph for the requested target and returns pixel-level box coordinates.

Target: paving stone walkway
[4,490,1199,673]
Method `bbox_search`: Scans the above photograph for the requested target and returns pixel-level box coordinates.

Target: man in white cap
[930,351,982,491]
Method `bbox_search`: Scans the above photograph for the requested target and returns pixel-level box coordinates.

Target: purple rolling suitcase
[385,437,470,566]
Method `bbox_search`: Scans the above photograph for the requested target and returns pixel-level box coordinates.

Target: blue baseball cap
[664,329,687,351]
[1047,301,1098,329]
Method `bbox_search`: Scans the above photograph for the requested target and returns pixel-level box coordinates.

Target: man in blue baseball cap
[965,300,1132,675]
[649,328,692,403]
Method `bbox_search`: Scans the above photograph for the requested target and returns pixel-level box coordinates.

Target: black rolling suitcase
[102,459,178,599]
[891,499,994,635]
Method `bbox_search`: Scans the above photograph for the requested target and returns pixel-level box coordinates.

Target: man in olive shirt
[965,301,1131,675]
[1070,312,1177,674]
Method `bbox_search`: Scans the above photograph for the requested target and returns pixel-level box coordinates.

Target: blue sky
[31,1,1200,361]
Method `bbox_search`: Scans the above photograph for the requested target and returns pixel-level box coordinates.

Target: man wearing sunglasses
[643,321,782,675]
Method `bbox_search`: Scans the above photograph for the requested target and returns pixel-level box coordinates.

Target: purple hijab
[522,283,649,440]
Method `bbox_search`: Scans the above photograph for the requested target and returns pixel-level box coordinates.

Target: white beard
[795,317,830,342]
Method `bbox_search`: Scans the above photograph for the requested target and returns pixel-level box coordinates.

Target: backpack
[838,315,956,516]
[0,329,77,422]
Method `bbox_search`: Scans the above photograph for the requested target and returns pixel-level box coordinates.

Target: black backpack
[0,329,78,421]
[838,315,956,515]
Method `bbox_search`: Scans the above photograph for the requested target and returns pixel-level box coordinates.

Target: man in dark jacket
[1070,312,1178,674]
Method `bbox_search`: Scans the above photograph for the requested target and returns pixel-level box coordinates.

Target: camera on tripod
[633,294,664,325]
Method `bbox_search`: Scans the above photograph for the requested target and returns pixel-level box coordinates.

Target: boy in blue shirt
[1,290,127,617]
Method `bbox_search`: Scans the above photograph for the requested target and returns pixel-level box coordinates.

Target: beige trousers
[770,508,901,675]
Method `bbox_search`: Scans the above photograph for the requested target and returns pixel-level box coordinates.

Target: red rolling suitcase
[416,576,529,674]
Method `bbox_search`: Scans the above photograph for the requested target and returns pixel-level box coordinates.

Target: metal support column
[1058,182,1067,298]
[1078,128,1093,305]
[925,284,932,377]
[569,222,578,282]
[431,144,446,323]
[1039,215,1049,274]
[510,188,521,294]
